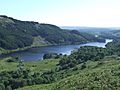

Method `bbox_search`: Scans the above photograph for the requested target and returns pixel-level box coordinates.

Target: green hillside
[17,58,120,90]
[1,55,120,90]
[0,15,104,52]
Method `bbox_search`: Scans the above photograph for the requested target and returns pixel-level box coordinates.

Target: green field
[24,59,60,73]
[17,84,52,90]
[0,57,18,72]
[0,57,60,73]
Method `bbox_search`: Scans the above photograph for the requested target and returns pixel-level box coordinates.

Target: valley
[0,16,120,90]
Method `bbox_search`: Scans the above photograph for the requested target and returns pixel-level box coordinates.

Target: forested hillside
[99,30,120,39]
[0,15,104,51]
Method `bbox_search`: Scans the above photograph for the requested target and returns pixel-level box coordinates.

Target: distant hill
[61,26,120,39]
[99,30,120,39]
[61,26,118,33]
[0,15,104,51]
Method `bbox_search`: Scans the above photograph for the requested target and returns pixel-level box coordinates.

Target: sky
[0,0,120,27]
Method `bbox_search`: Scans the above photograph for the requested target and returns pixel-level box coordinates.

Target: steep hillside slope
[17,57,120,90]
[0,15,104,50]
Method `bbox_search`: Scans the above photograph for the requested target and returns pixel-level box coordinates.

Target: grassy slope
[17,56,120,90]
[0,58,60,73]
[25,59,60,74]
[54,60,120,90]
[1,56,120,90]
[0,57,18,72]
[17,84,53,90]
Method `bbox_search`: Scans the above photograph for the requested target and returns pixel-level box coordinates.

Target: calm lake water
[0,39,112,61]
